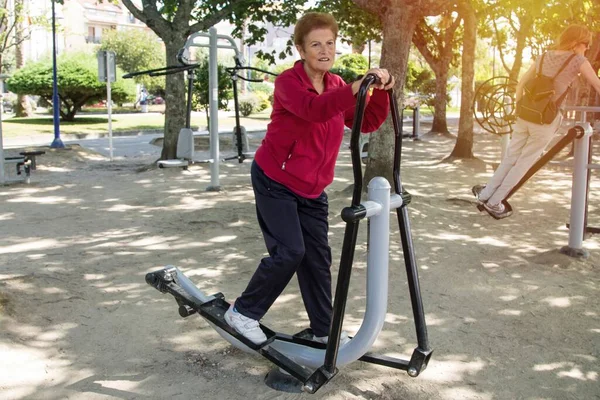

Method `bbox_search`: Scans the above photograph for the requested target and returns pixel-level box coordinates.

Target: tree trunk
[412,14,460,136]
[62,108,76,122]
[508,18,532,82]
[363,4,420,187]
[448,0,476,159]
[430,68,449,134]
[14,0,31,117]
[161,36,187,160]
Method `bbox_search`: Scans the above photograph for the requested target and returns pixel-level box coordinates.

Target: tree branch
[120,0,146,23]
[413,22,439,74]
[173,0,195,27]
[351,0,380,17]
[121,0,170,34]
[492,19,510,74]
[187,2,240,36]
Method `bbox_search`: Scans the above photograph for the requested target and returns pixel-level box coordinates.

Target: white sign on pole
[97,51,116,160]
[97,50,116,83]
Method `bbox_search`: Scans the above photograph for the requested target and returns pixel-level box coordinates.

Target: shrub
[333,54,368,75]
[7,52,135,121]
[192,58,232,114]
[329,67,358,84]
[238,95,258,116]
[247,84,272,112]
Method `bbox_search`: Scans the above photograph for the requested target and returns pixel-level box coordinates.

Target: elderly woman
[225,12,395,344]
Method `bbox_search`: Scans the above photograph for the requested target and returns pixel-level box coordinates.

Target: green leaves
[7,52,136,120]
[99,29,166,92]
[314,0,382,49]
[191,58,232,112]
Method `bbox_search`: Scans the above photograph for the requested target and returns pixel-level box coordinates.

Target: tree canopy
[100,29,166,94]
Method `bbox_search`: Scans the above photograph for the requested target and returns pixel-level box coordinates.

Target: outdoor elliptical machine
[145,74,433,394]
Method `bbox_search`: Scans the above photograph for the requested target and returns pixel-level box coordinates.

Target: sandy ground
[1,126,599,400]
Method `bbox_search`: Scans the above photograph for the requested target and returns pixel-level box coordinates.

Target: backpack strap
[537,52,546,75]
[554,53,578,106]
[552,53,577,79]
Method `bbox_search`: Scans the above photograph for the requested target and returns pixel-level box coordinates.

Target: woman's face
[296,28,336,75]
[575,40,590,55]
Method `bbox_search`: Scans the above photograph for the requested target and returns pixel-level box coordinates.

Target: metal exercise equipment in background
[144,74,432,394]
[124,63,200,131]
[124,64,208,169]
[473,76,517,159]
[177,27,243,190]
[223,55,278,164]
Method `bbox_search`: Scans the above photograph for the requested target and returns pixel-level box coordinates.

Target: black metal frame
[146,74,432,393]
[332,75,431,377]
[223,56,278,163]
[123,64,200,130]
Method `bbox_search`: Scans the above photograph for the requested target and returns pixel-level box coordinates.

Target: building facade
[22,0,149,64]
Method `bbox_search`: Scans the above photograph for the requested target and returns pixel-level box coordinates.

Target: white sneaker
[483,201,512,219]
[313,331,351,346]
[224,305,267,345]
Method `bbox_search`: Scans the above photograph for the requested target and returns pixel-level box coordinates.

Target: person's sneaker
[313,331,351,346]
[483,201,512,219]
[471,184,486,202]
[224,305,267,345]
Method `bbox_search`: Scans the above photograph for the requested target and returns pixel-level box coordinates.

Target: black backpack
[516,52,576,125]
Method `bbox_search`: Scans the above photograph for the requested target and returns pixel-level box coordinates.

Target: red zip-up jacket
[254,60,390,198]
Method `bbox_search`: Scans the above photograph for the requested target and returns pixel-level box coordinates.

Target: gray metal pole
[266,177,394,368]
[207,27,220,191]
[106,65,113,161]
[0,88,5,185]
[561,122,593,258]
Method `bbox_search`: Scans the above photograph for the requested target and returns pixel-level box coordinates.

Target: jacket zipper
[281,140,297,170]
[314,122,328,191]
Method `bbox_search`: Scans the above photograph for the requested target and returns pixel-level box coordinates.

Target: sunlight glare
[0,213,14,221]
[498,309,522,316]
[7,196,82,204]
[0,239,64,254]
[209,235,237,243]
[541,297,576,308]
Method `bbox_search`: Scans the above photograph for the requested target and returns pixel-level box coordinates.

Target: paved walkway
[2,111,454,159]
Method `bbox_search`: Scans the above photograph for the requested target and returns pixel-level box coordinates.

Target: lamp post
[50,0,64,148]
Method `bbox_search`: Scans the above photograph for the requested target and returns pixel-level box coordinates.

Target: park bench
[2,150,45,184]
[20,150,45,170]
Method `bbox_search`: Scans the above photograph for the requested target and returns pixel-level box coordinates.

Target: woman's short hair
[293,12,339,48]
[555,24,592,51]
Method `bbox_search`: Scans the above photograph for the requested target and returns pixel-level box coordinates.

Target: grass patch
[7,117,110,125]
[1,113,166,137]
[1,109,274,138]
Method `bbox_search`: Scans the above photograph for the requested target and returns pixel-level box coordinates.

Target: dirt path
[1,131,598,400]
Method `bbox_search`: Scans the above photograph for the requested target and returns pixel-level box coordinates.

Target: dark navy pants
[234,161,333,337]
